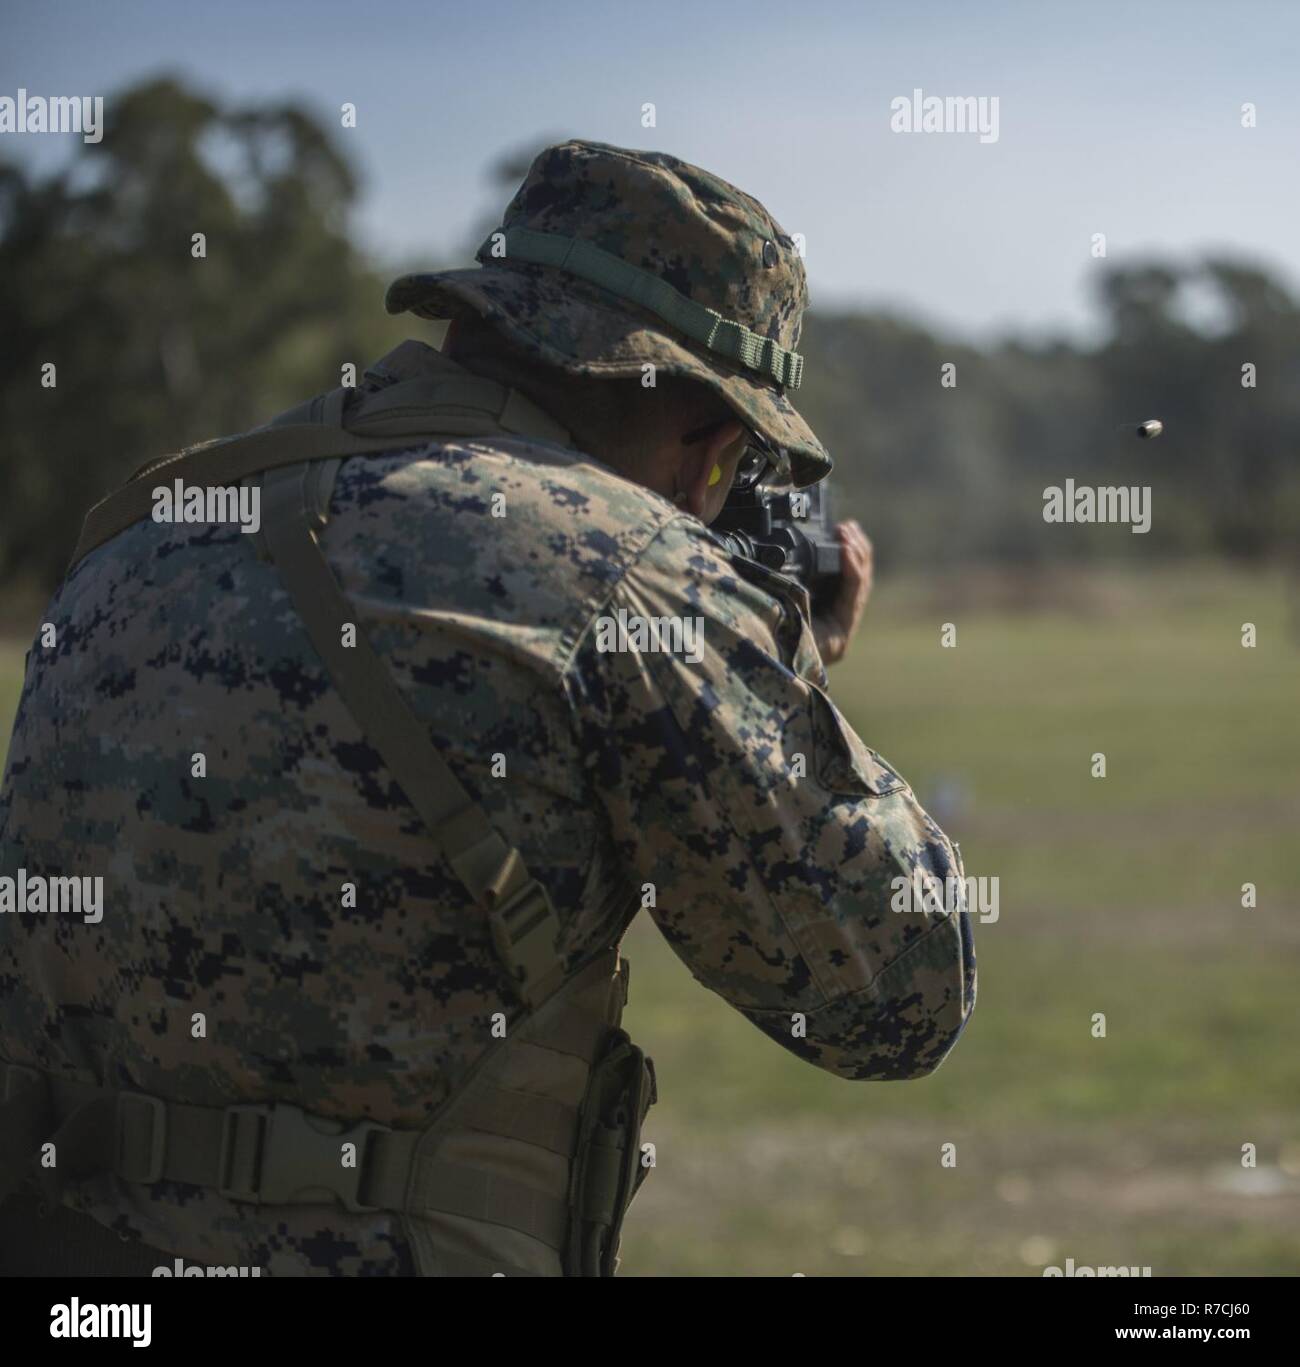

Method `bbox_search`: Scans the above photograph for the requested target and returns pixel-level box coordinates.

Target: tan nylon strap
[344,376,571,448]
[524,1002,614,1065]
[0,1069,239,1194]
[362,1088,578,1212]
[69,372,572,572]
[259,461,470,844]
[405,1157,568,1249]
[321,384,347,428]
[71,424,415,570]
[515,956,629,1064]
[455,1083,580,1157]
[2,1060,584,1215]
[255,461,565,1008]
[3,914,622,1215]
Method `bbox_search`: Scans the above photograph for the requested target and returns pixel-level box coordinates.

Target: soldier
[0,139,975,1276]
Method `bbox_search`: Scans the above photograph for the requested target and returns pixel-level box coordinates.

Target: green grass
[2,563,1296,1275]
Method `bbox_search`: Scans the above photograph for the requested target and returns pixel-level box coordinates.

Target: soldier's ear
[676,421,744,518]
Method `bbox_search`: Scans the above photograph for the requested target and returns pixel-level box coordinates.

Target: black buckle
[114,1092,167,1184]
[218,1103,389,1213]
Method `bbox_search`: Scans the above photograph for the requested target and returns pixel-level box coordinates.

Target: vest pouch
[563,1027,657,1276]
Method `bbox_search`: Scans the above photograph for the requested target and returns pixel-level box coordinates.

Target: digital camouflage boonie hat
[385,139,830,486]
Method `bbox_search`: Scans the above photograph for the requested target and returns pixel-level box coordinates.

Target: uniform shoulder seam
[556,511,709,680]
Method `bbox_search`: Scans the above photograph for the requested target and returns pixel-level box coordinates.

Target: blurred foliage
[3,81,1299,590]
[0,77,405,585]
[799,260,1300,571]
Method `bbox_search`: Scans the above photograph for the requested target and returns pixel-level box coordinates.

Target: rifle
[712,472,843,615]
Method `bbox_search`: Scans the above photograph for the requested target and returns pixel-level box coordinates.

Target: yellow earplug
[708,464,722,487]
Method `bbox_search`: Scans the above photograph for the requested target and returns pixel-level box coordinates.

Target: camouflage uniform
[0,142,974,1275]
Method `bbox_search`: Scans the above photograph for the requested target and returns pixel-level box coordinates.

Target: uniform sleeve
[564,515,975,1081]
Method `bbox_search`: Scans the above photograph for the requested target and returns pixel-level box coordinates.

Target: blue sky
[3,0,1297,341]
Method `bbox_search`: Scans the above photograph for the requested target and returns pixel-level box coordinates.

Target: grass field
[616,564,1300,1276]
[2,563,1296,1276]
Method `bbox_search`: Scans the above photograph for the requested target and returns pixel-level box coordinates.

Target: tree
[0,77,399,585]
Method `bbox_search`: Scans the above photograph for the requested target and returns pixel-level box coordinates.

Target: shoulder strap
[69,364,572,572]
[67,356,576,1007]
[257,458,567,1009]
[71,424,405,568]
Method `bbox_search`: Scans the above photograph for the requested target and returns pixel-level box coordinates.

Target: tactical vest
[0,340,656,1276]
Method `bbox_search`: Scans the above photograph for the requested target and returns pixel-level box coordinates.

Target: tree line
[2,78,1295,591]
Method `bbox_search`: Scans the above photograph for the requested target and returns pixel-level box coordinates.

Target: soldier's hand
[813,520,873,666]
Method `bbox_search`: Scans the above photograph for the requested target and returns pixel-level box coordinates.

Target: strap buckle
[218,1103,390,1213]
[489,874,565,1006]
[114,1092,167,1184]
